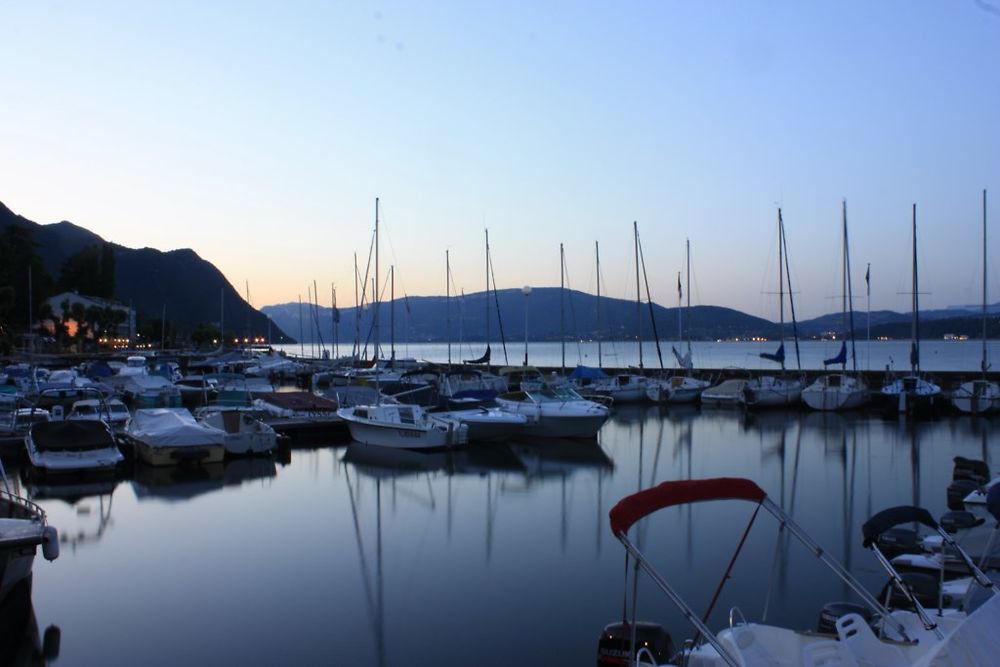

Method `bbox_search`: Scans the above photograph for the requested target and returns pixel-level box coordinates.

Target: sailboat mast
[560,243,566,375]
[374,198,381,398]
[843,199,858,373]
[778,209,786,372]
[912,203,919,375]
[634,221,643,369]
[354,253,361,360]
[390,265,395,362]
[686,239,691,353]
[781,214,802,371]
[982,189,988,376]
[446,250,452,368]
[485,229,491,352]
[596,240,602,367]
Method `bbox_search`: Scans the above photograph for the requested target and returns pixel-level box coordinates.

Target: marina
[2,357,1000,665]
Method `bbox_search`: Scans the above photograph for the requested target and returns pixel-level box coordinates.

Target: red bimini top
[609,477,766,537]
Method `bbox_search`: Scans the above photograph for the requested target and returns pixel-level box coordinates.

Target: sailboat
[587,222,650,403]
[952,189,1000,414]
[337,199,469,449]
[878,204,942,415]
[801,201,869,411]
[646,239,710,403]
[744,208,803,408]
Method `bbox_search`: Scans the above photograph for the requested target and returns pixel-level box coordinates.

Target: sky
[2,1,999,322]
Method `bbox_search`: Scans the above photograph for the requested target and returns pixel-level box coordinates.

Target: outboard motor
[597,621,674,667]
[878,571,948,610]
[875,527,920,558]
[939,510,984,534]
[947,479,980,511]
[817,602,873,635]
[952,456,989,485]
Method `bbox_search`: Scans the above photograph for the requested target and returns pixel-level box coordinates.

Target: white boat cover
[128,408,225,447]
[912,592,1000,667]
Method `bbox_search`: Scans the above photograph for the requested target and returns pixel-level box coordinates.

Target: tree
[59,244,102,295]
[99,243,116,298]
[0,226,55,334]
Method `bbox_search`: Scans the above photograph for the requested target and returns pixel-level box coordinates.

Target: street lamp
[522,285,532,366]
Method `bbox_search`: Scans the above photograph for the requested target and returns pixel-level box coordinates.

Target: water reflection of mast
[344,467,385,667]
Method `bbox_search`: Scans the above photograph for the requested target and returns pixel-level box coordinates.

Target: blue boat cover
[862,506,938,548]
[568,365,609,380]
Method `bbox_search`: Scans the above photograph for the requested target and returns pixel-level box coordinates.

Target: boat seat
[725,624,797,667]
[835,614,908,667]
[801,640,859,667]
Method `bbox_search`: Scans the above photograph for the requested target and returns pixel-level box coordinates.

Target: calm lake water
[279,339,1000,373]
[7,406,1000,666]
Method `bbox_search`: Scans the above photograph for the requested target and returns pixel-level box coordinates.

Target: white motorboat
[588,373,650,404]
[67,398,131,431]
[432,406,528,442]
[699,378,748,407]
[0,470,59,601]
[125,408,226,466]
[25,419,123,476]
[953,191,999,415]
[495,385,609,439]
[251,392,344,438]
[196,409,278,455]
[646,374,710,404]
[602,477,1000,667]
[337,402,468,450]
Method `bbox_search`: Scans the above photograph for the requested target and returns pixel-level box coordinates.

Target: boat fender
[43,625,61,660]
[42,526,60,561]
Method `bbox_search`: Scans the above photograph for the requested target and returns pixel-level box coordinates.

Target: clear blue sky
[2,1,998,320]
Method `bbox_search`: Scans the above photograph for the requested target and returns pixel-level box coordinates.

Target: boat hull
[951,380,1000,415]
[132,439,226,466]
[801,375,868,411]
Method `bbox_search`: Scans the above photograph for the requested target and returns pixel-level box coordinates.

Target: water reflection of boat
[341,441,452,479]
[0,576,60,666]
[131,458,276,502]
[507,439,613,477]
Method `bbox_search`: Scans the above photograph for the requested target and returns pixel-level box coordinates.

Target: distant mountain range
[4,198,997,347]
[0,201,285,339]
[262,288,1000,346]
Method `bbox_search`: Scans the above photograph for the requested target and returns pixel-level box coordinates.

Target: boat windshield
[528,385,585,402]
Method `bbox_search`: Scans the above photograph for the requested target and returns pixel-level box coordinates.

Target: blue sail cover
[760,343,785,364]
[823,341,847,366]
[464,345,491,365]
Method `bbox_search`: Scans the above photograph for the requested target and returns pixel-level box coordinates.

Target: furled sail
[464,345,491,365]
[760,343,785,364]
[823,341,847,366]
[671,345,694,370]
